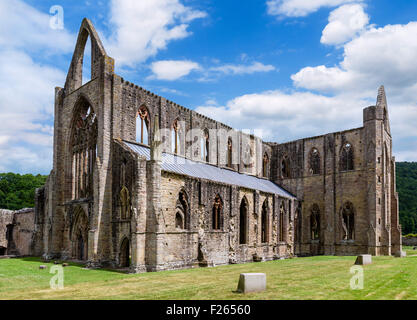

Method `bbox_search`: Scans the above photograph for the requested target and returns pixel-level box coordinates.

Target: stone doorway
[119,238,131,268]
[0,247,6,256]
[71,206,89,261]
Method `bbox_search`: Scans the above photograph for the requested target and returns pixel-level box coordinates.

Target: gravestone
[355,254,372,265]
[395,251,406,258]
[39,265,47,270]
[237,273,266,293]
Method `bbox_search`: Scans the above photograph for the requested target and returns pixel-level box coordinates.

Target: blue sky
[0,0,417,174]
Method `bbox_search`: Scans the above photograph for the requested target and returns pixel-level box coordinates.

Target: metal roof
[124,142,295,199]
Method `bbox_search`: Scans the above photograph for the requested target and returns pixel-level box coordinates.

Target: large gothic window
[309,148,321,175]
[261,200,269,243]
[340,143,354,171]
[201,129,209,162]
[263,153,269,178]
[172,119,180,154]
[239,197,248,244]
[71,98,97,200]
[341,202,355,240]
[176,190,189,230]
[310,204,320,240]
[212,194,223,230]
[136,106,149,145]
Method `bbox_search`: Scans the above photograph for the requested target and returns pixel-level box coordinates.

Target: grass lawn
[1,255,417,300]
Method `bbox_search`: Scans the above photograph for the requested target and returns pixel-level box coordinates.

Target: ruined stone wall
[0,210,14,252]
[0,209,35,256]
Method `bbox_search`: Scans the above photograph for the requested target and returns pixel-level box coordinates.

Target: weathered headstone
[395,251,406,258]
[237,273,266,294]
[355,254,372,265]
[39,265,47,270]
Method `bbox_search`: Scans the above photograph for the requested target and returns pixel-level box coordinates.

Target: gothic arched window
[239,197,248,244]
[175,212,184,229]
[212,194,223,230]
[310,204,320,240]
[136,106,149,145]
[120,186,131,220]
[341,202,355,240]
[176,190,189,230]
[201,129,209,162]
[227,138,233,168]
[279,203,285,242]
[309,148,321,175]
[340,143,354,171]
[263,153,269,178]
[261,200,269,243]
[172,119,180,154]
[71,98,97,200]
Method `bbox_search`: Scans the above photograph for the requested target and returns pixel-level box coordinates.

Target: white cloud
[149,60,201,80]
[197,19,417,161]
[0,0,74,54]
[292,22,417,97]
[106,0,206,67]
[0,49,65,173]
[267,0,359,18]
[0,0,73,174]
[196,90,367,143]
[210,62,276,75]
[321,4,369,45]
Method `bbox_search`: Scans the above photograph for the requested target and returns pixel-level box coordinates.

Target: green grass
[403,246,417,256]
[1,255,417,300]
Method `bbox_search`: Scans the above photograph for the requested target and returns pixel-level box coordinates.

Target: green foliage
[0,173,48,210]
[396,162,417,235]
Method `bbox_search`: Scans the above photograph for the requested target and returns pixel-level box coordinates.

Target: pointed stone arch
[176,188,190,230]
[119,237,131,268]
[239,196,249,244]
[71,206,89,261]
[261,199,269,243]
[136,105,150,145]
[65,18,108,93]
[69,95,97,200]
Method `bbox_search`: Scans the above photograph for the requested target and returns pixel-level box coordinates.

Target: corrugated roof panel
[124,142,295,199]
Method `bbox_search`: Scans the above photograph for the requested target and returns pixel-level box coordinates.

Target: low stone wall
[402,237,417,246]
[0,208,35,256]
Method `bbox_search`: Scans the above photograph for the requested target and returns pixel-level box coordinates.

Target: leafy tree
[0,173,48,210]
[396,162,417,234]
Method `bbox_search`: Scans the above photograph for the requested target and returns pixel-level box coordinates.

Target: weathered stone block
[355,254,372,265]
[39,265,47,270]
[237,273,266,294]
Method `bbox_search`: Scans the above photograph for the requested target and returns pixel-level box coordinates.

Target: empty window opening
[136,106,149,145]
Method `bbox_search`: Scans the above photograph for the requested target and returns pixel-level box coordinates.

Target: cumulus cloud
[148,60,276,81]
[197,19,417,161]
[0,0,73,174]
[106,0,206,67]
[210,62,276,75]
[149,60,201,80]
[266,0,359,18]
[196,90,368,143]
[0,0,74,54]
[321,3,369,45]
[293,22,417,97]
